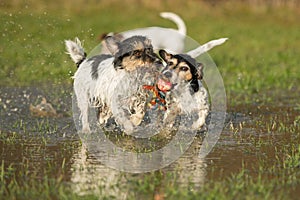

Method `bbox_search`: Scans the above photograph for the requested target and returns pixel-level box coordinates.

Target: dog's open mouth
[157,78,173,92]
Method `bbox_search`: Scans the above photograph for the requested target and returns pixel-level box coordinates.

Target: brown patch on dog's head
[100,33,125,54]
[98,32,109,41]
[105,35,159,71]
[99,32,122,41]
[159,49,204,92]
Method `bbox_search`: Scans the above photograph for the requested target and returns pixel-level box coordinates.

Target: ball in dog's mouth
[157,78,173,92]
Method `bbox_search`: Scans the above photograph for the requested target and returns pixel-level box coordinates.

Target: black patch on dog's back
[89,54,112,80]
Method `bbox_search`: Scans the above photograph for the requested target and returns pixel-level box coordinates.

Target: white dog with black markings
[65,35,162,133]
[156,49,210,130]
[66,32,227,134]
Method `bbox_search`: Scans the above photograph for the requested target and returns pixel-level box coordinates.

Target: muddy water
[0,86,299,198]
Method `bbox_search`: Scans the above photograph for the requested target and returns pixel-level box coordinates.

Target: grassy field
[1,0,300,199]
[1,0,299,97]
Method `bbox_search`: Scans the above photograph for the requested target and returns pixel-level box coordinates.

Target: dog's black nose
[163,71,172,78]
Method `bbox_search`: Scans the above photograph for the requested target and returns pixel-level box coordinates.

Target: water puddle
[1,86,299,198]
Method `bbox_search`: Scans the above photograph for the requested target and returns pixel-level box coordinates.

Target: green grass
[1,0,299,99]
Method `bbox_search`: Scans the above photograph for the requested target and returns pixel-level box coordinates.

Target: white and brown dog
[157,49,210,130]
[65,36,162,133]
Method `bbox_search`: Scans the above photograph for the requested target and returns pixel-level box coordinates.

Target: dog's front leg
[111,103,134,134]
[129,95,146,126]
[98,103,112,125]
[163,106,180,129]
[117,114,134,134]
[130,111,145,126]
[191,108,209,130]
[163,93,180,128]
[191,112,206,130]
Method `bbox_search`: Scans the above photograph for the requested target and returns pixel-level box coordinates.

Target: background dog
[157,49,209,130]
[65,36,162,133]
[100,12,187,54]
[186,38,228,58]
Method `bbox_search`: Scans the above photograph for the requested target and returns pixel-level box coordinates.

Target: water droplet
[11,108,18,112]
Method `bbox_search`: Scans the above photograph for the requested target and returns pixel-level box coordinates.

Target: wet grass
[1,103,299,199]
[1,0,300,199]
[0,130,299,199]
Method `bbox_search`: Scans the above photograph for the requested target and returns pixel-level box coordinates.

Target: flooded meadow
[1,86,299,199]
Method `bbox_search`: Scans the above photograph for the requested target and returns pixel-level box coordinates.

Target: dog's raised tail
[65,37,86,67]
[160,12,187,36]
[187,38,228,58]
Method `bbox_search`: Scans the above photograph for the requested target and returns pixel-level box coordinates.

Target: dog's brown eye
[180,66,189,71]
[167,61,174,66]
[133,50,142,57]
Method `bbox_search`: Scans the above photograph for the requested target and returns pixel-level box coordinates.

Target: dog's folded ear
[159,49,172,62]
[105,36,120,56]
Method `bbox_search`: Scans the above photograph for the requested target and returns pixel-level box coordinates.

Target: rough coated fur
[158,50,209,130]
[65,36,161,133]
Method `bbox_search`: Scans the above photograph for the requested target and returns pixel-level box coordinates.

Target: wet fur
[159,50,209,130]
[65,36,161,133]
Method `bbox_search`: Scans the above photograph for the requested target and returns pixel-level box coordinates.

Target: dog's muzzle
[143,48,158,62]
[157,72,173,92]
[157,69,178,92]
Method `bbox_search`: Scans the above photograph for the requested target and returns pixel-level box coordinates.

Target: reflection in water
[2,86,299,198]
[70,136,207,198]
[71,144,128,198]
[0,86,207,198]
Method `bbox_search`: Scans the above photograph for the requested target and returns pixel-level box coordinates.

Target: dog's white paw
[191,122,199,130]
[122,120,134,135]
[191,116,206,130]
[130,112,145,126]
